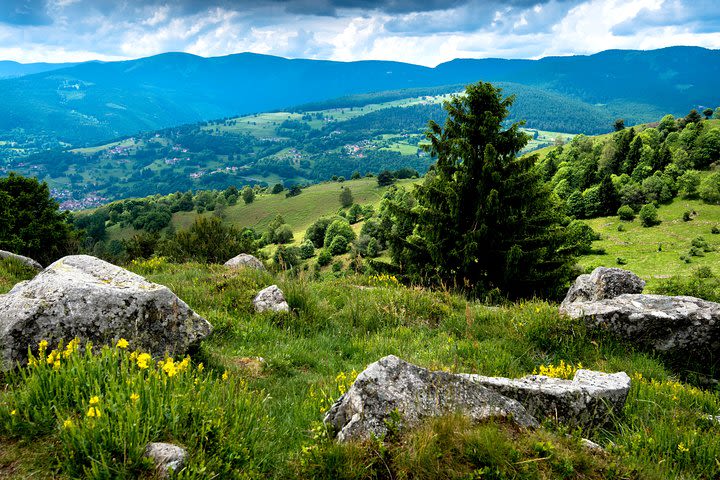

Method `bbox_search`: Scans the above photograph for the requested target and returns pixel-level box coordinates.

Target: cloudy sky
[1,0,718,66]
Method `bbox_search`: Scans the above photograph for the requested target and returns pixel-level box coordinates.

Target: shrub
[616,257,627,265]
[272,183,284,194]
[699,172,720,204]
[639,203,660,227]
[317,249,332,267]
[323,219,355,248]
[339,187,353,208]
[617,224,626,232]
[328,235,349,255]
[241,185,255,204]
[305,217,339,248]
[274,224,294,244]
[274,245,301,269]
[377,170,395,187]
[712,226,720,234]
[617,205,635,221]
[682,211,692,222]
[299,240,315,259]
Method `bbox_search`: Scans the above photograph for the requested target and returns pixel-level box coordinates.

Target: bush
[241,185,255,204]
[159,217,256,264]
[683,211,692,222]
[616,257,627,265]
[377,170,395,187]
[328,235,349,255]
[617,205,635,221]
[305,217,339,248]
[617,224,626,232]
[299,240,315,259]
[699,172,720,204]
[274,224,294,244]
[272,183,284,194]
[274,245,301,269]
[323,219,355,248]
[639,203,660,227]
[712,226,720,234]
[317,249,332,267]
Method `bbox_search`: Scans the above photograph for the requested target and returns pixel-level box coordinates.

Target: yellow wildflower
[222,370,229,381]
[116,338,129,349]
[678,443,690,453]
[63,338,80,359]
[38,340,48,354]
[197,363,204,372]
[163,358,177,377]
[10,410,17,416]
[130,350,139,361]
[130,393,140,403]
[137,353,152,369]
[63,419,74,429]
[89,396,100,406]
[86,407,101,418]
[53,359,61,370]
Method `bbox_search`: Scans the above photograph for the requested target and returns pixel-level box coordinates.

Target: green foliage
[299,240,315,259]
[274,245,301,269]
[0,173,77,265]
[161,216,257,263]
[323,219,356,249]
[565,220,598,255]
[389,82,576,299]
[0,257,37,294]
[377,170,395,187]
[316,249,332,266]
[0,340,271,478]
[305,217,338,248]
[677,170,701,199]
[339,186,354,208]
[699,172,720,204]
[272,183,285,194]
[639,203,660,227]
[274,224,295,245]
[617,205,635,221]
[242,185,256,204]
[655,268,720,302]
[328,236,349,256]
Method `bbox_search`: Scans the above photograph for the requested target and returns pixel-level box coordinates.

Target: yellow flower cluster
[130,256,168,272]
[369,273,399,287]
[158,356,191,378]
[534,360,582,379]
[29,338,81,370]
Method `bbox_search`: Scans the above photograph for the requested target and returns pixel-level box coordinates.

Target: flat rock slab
[224,253,265,270]
[0,255,212,369]
[560,293,720,355]
[144,442,187,478]
[0,249,42,271]
[324,355,539,442]
[253,285,289,313]
[466,369,631,428]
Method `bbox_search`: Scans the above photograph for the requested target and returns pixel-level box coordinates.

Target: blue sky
[0,0,718,66]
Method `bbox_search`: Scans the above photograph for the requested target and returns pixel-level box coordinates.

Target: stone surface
[560,293,720,356]
[324,355,539,442]
[561,267,645,307]
[0,249,42,271]
[144,442,187,478]
[466,369,631,428]
[224,253,265,270]
[0,255,212,369]
[253,285,289,313]
[580,438,604,452]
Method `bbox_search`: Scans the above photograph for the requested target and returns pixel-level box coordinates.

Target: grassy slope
[106,177,417,243]
[580,199,720,289]
[2,261,720,478]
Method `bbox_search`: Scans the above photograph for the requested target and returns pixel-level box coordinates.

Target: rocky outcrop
[325,356,631,442]
[560,267,720,357]
[561,267,645,307]
[0,255,212,369]
[253,285,289,313]
[144,442,187,478]
[466,369,631,428]
[0,249,42,271]
[224,253,265,270]
[324,356,539,442]
[561,294,720,355]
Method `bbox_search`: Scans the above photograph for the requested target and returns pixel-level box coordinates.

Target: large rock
[561,267,645,307]
[224,253,265,270]
[0,255,212,369]
[466,369,631,428]
[253,285,289,313]
[0,250,42,271]
[324,355,539,442]
[561,293,720,356]
[144,442,187,478]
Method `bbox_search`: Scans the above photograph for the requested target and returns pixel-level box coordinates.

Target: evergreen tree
[389,82,576,299]
[597,175,620,216]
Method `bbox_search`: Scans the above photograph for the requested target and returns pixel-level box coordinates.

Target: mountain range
[1,46,718,145]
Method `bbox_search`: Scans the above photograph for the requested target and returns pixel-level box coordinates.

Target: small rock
[0,249,43,271]
[561,267,645,307]
[144,442,187,478]
[0,255,212,369]
[224,253,265,270]
[253,285,289,313]
[324,355,539,442]
[580,438,604,452]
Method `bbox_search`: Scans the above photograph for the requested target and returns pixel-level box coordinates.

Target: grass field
[580,199,720,289]
[106,177,417,243]
[2,257,720,478]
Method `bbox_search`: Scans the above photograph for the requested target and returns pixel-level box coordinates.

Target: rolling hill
[0,47,718,145]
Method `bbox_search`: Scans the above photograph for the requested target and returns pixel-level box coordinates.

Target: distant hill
[0,47,717,145]
[0,60,80,79]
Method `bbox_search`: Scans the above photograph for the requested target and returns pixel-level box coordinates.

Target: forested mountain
[0,47,717,145]
[0,60,79,79]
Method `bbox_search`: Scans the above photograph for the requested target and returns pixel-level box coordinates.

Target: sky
[0,0,719,66]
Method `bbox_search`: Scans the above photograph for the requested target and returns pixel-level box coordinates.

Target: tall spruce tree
[388,82,576,299]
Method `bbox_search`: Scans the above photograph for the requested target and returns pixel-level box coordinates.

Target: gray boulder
[224,253,265,270]
[561,267,645,307]
[144,442,187,478]
[0,249,42,271]
[253,285,289,313]
[324,355,539,442]
[466,369,631,428]
[0,255,212,369]
[560,293,720,356]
